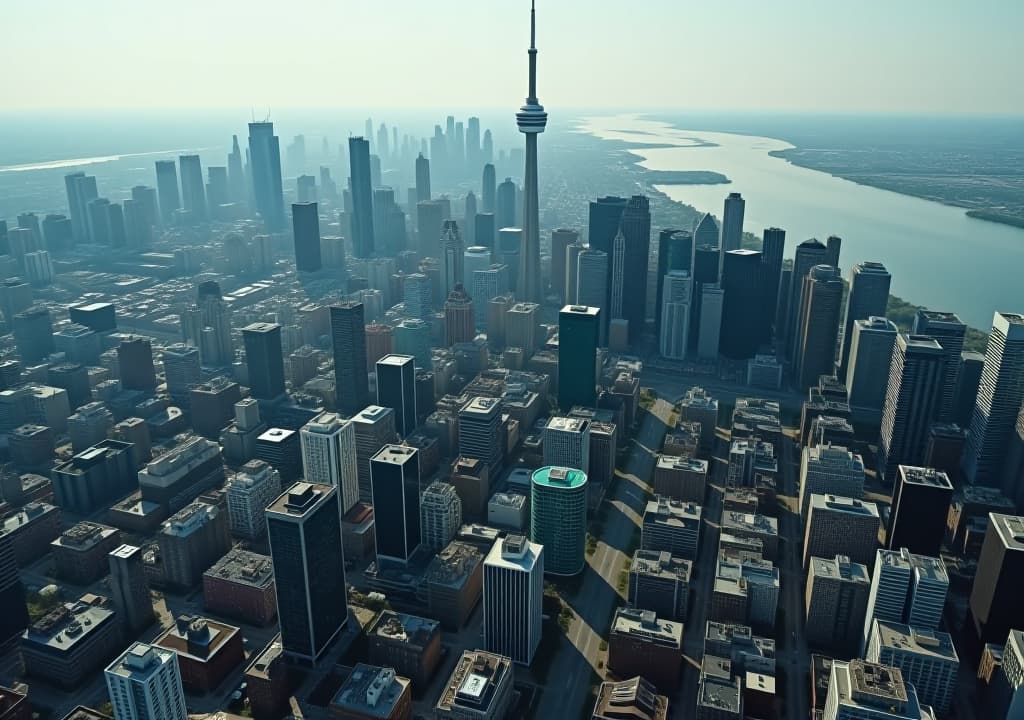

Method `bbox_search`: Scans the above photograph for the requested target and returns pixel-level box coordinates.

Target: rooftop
[371,444,417,465]
[545,416,588,433]
[257,427,296,444]
[611,608,683,648]
[331,664,409,718]
[377,354,414,367]
[155,615,240,663]
[460,396,501,417]
[809,494,880,517]
[424,540,483,588]
[105,642,176,681]
[161,501,218,537]
[810,555,870,584]
[631,550,692,582]
[486,534,542,572]
[698,675,741,713]
[267,482,334,518]
[871,621,959,662]
[560,304,600,317]
[24,594,114,651]
[369,611,439,647]
[245,636,284,680]
[532,466,588,489]
[203,547,274,589]
[436,651,511,714]
[645,497,702,524]
[899,465,954,489]
[52,522,117,551]
[593,676,668,720]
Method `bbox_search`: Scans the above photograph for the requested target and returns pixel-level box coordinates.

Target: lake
[579,113,1024,330]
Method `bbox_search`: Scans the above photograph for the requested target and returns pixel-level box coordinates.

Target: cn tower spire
[516,0,546,304]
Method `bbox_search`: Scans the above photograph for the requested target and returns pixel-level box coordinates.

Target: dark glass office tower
[913,310,966,423]
[887,466,954,556]
[243,322,286,401]
[496,177,517,230]
[154,160,180,225]
[784,238,828,361]
[415,153,431,203]
[348,136,375,258]
[0,531,29,659]
[838,262,891,381]
[689,242,720,353]
[795,265,844,389]
[376,354,416,437]
[970,513,1024,643]
[617,196,651,343]
[178,154,207,221]
[588,196,628,256]
[12,305,55,362]
[292,202,322,272]
[331,302,368,415]
[248,121,285,232]
[266,482,347,665]
[558,305,600,410]
[720,249,766,359]
[369,444,421,564]
[761,227,786,336]
[656,229,693,339]
[482,163,496,213]
[64,172,99,242]
[117,336,156,391]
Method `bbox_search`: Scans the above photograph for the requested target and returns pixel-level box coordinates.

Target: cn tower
[516,0,546,303]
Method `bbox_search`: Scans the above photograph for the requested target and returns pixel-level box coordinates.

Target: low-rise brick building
[202,548,277,626]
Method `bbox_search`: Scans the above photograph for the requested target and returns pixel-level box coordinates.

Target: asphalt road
[532,400,670,719]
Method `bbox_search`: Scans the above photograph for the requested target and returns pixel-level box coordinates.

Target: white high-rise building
[660,270,691,360]
[300,412,359,514]
[105,642,187,720]
[823,659,924,720]
[799,443,866,518]
[963,312,1024,486]
[865,620,959,715]
[483,534,543,665]
[698,284,723,360]
[862,548,949,653]
[225,459,282,539]
[420,480,462,552]
[542,416,590,473]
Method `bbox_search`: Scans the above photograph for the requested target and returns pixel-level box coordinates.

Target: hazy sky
[2,0,1021,114]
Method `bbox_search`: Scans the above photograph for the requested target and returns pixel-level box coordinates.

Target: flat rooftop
[332,663,408,718]
[532,466,587,489]
[155,615,240,663]
[611,608,682,647]
[545,416,588,433]
[871,621,959,662]
[899,465,953,489]
[698,674,741,713]
[204,548,274,588]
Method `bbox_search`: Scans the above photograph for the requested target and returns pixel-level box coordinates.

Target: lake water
[580,114,1024,330]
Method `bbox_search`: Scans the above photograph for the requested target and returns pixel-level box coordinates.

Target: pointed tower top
[531,0,536,50]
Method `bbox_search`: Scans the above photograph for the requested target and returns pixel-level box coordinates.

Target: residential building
[104,643,186,720]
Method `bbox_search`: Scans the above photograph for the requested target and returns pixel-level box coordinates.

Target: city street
[532,399,671,719]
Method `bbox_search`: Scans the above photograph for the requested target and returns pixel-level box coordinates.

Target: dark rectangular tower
[369,445,421,564]
[291,202,322,272]
[331,302,369,415]
[243,323,286,401]
[376,354,417,437]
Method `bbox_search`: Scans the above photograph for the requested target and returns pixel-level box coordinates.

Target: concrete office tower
[376,354,416,437]
[1000,630,1024,719]
[161,344,200,403]
[65,171,99,241]
[225,460,281,539]
[970,513,1024,643]
[558,305,600,410]
[799,444,866,518]
[837,262,891,381]
[301,412,359,516]
[618,196,652,343]
[420,480,462,553]
[266,482,348,664]
[348,136,375,258]
[118,336,156,391]
[863,549,949,651]
[352,405,396,504]
[473,264,510,330]
[181,281,234,367]
[912,310,966,423]
[543,417,591,473]
[795,264,843,389]
[887,466,953,556]
[719,248,766,359]
[330,301,369,415]
[370,444,421,564]
[444,285,476,346]
[506,301,539,355]
[697,284,724,359]
[441,220,464,297]
[964,313,1024,486]
[105,643,187,720]
[641,498,701,559]
[123,199,153,248]
[805,555,870,655]
[483,534,543,665]
[803,494,880,570]
[109,544,154,634]
[458,396,503,475]
[243,323,286,401]
[130,184,159,228]
[719,192,745,265]
[496,177,517,230]
[564,241,586,303]
[531,466,588,575]
[415,153,431,203]
[550,228,579,301]
[178,154,206,221]
[404,273,433,319]
[154,161,180,225]
[248,121,285,232]
[482,163,496,214]
[656,229,693,338]
[865,621,958,715]
[823,660,924,720]
[878,334,945,482]
[660,270,691,360]
[513,0,546,303]
[785,238,828,361]
[291,202,322,272]
[847,317,899,412]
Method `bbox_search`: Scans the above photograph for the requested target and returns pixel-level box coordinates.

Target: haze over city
[0,3,1023,720]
